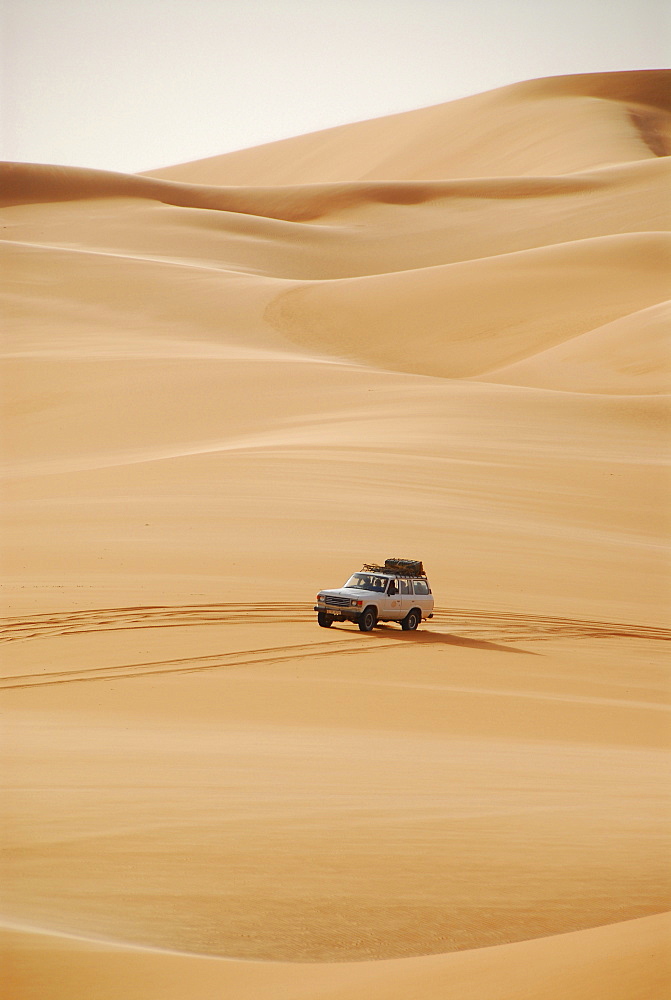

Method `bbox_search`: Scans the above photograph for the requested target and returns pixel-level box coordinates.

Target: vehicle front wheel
[317,612,333,628]
[401,608,421,631]
[358,607,377,632]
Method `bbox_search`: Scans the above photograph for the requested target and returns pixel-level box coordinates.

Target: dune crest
[147,69,671,185]
[480,300,671,394]
[3,913,671,1000]
[264,233,671,382]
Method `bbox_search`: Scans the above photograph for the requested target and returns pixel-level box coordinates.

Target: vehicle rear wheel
[358,607,377,632]
[401,608,421,631]
[317,612,333,628]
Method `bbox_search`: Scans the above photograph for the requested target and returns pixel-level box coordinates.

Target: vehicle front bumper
[314,604,363,622]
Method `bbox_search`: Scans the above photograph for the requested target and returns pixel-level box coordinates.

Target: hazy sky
[2,0,669,174]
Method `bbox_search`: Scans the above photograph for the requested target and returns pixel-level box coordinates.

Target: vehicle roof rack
[361,559,426,578]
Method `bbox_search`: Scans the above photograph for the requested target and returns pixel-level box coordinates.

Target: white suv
[314,560,434,632]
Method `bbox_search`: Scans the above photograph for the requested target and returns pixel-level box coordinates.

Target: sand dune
[483,300,671,394]
[147,70,671,184]
[1,70,670,998]
[264,232,671,378]
[3,913,670,1000]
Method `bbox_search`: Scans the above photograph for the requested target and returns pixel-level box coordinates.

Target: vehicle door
[412,578,432,617]
[398,577,414,617]
[365,575,391,618]
[383,576,403,620]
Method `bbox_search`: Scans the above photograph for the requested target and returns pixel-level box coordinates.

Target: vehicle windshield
[344,573,390,593]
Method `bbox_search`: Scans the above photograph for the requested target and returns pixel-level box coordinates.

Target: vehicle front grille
[325,596,351,607]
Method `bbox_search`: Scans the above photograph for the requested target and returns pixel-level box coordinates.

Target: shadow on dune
[341,624,540,655]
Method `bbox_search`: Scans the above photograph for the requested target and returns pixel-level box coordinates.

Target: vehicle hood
[320,587,374,598]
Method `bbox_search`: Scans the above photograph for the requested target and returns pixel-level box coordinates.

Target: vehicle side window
[400,578,412,595]
[413,580,430,595]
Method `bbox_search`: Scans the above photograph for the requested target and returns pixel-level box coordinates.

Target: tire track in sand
[0,635,400,690]
[0,602,667,645]
[1,603,668,691]
[0,603,304,643]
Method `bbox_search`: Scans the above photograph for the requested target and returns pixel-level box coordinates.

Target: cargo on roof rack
[361,558,425,577]
[385,558,424,576]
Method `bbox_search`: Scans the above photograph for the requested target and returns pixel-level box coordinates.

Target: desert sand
[1,70,670,998]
